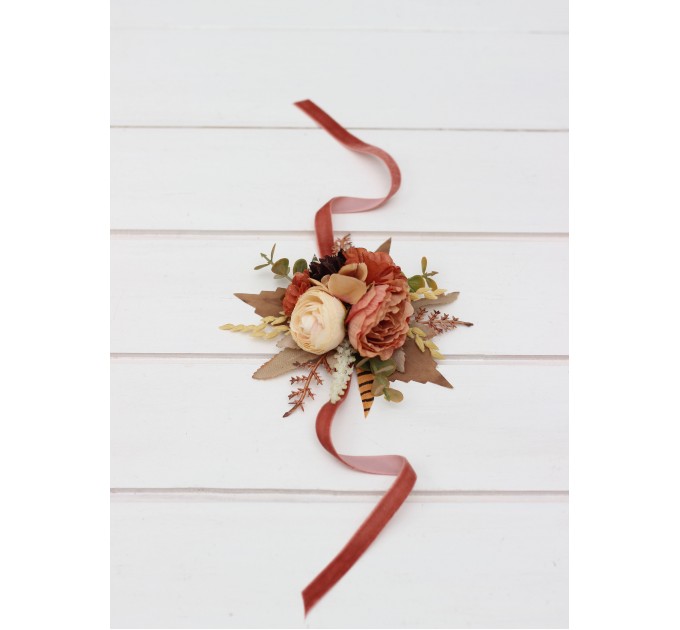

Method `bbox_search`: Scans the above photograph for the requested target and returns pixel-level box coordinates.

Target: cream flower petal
[338,262,368,282]
[327,274,368,305]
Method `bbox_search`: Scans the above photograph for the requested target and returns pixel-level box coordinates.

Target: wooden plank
[111,497,568,628]
[110,236,568,355]
[111,30,567,129]
[111,359,567,491]
[112,0,568,33]
[111,128,568,233]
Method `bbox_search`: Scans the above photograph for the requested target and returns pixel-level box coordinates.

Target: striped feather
[356,365,375,418]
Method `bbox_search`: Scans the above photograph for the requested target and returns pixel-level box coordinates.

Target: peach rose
[282,270,312,316]
[344,248,414,360]
[289,288,347,354]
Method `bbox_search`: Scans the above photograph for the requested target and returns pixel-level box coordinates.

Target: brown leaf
[276,334,299,349]
[234,287,287,318]
[252,347,319,380]
[412,291,460,309]
[389,338,453,389]
[375,237,392,254]
[392,347,406,372]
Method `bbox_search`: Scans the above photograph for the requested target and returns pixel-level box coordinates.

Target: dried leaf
[412,291,460,310]
[234,287,287,318]
[375,237,392,254]
[276,334,299,350]
[390,338,453,389]
[252,347,318,380]
[392,348,406,372]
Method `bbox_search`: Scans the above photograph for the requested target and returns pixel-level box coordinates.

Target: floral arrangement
[221,234,472,417]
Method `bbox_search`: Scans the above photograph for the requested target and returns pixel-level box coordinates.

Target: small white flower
[329,339,356,403]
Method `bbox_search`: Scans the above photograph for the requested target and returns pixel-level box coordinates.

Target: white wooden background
[111,1,568,627]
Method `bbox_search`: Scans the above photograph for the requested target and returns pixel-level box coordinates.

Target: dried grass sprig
[409,287,446,301]
[219,315,289,340]
[407,326,444,360]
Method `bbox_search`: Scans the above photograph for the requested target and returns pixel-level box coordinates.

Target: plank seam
[111,488,569,503]
[112,487,568,496]
[112,27,568,35]
[111,125,569,133]
[110,229,569,241]
[111,352,568,364]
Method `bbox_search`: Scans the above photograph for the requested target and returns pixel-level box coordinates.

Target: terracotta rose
[282,270,312,316]
[344,248,414,360]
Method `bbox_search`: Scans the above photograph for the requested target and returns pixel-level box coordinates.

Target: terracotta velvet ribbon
[294,100,417,615]
[294,100,402,258]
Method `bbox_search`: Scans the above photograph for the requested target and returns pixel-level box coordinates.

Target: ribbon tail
[302,393,417,615]
[294,100,402,257]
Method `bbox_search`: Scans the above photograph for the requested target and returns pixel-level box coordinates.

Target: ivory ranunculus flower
[289,287,347,354]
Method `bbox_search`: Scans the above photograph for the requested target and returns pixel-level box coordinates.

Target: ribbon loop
[294,100,402,257]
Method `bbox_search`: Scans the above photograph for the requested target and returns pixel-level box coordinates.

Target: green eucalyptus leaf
[254,263,269,270]
[271,258,290,276]
[408,275,426,293]
[369,357,396,377]
[293,258,308,274]
[426,277,438,290]
[421,257,427,273]
[384,387,404,403]
[270,243,276,259]
[355,356,370,369]
[371,374,388,396]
